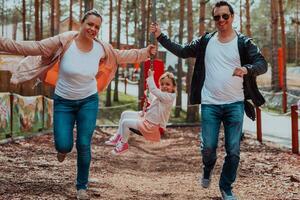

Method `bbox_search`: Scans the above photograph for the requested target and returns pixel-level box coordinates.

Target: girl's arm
[146,74,175,104]
[0,35,61,57]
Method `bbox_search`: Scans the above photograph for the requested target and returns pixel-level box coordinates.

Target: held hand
[148,69,154,77]
[232,67,248,77]
[147,44,157,56]
[150,22,161,38]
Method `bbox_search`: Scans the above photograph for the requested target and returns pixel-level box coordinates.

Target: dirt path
[0,127,299,200]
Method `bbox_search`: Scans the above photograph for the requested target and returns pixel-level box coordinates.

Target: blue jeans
[53,93,98,190]
[200,101,244,192]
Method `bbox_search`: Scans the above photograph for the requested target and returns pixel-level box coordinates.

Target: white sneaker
[77,189,89,200]
[105,134,121,146]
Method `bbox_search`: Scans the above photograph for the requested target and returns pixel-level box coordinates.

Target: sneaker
[112,141,129,155]
[105,134,121,146]
[220,188,237,200]
[200,169,213,188]
[57,152,66,162]
[76,189,89,200]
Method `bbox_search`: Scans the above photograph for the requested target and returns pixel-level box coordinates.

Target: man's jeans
[53,93,98,190]
[200,101,244,192]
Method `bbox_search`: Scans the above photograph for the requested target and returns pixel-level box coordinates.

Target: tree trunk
[186,0,198,122]
[53,0,60,35]
[12,9,18,40]
[50,0,54,36]
[133,0,139,46]
[199,0,206,36]
[146,0,151,44]
[278,0,287,90]
[113,0,122,102]
[40,0,43,39]
[79,0,83,21]
[106,0,113,107]
[245,0,251,37]
[34,0,40,40]
[84,0,93,13]
[22,0,26,40]
[138,0,146,110]
[271,0,279,91]
[69,0,73,30]
[296,0,299,65]
[175,0,184,117]
[1,0,4,37]
[167,0,173,38]
[240,0,243,33]
[125,0,129,45]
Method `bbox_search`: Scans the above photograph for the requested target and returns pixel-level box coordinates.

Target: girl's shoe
[105,134,121,146]
[112,141,129,155]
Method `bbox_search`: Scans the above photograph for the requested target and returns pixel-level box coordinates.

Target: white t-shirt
[55,40,104,100]
[201,34,244,105]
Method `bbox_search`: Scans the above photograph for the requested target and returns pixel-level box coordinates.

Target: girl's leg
[105,111,140,145]
[119,118,140,143]
[75,93,98,190]
[53,94,76,155]
[117,111,140,135]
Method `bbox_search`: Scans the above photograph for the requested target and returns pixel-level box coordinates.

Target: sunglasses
[213,13,231,21]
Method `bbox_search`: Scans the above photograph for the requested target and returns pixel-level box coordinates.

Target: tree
[138,0,146,110]
[113,0,122,102]
[84,0,93,13]
[278,0,287,91]
[12,9,18,40]
[40,0,43,39]
[106,0,113,107]
[34,0,40,40]
[51,0,60,36]
[199,0,206,36]
[175,0,184,117]
[22,0,26,40]
[186,0,198,122]
[271,0,280,91]
[240,0,243,33]
[245,0,252,37]
[69,0,73,30]
[79,0,83,20]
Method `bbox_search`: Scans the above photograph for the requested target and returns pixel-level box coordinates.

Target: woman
[0,9,156,200]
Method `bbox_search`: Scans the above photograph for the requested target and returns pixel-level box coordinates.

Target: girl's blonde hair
[159,72,177,93]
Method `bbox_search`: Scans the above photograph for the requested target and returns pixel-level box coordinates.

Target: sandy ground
[0,127,299,200]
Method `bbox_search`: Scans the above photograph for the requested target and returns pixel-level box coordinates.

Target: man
[150,1,267,199]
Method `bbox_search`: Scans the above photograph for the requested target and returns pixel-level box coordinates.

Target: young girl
[105,69,176,155]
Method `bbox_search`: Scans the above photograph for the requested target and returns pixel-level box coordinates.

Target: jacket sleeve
[0,35,61,57]
[157,33,201,58]
[243,39,268,77]
[146,75,175,104]
[112,45,150,64]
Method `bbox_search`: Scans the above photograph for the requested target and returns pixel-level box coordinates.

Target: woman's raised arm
[0,35,61,57]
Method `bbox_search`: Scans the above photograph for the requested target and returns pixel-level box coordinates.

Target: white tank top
[55,40,104,100]
[201,34,244,104]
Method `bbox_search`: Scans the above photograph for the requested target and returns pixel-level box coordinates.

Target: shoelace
[115,142,124,151]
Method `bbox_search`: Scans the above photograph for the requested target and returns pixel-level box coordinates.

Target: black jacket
[157,31,268,120]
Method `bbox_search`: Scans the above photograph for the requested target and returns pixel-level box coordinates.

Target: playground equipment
[129,0,165,136]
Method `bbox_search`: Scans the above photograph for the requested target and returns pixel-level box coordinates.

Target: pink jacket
[0,31,150,92]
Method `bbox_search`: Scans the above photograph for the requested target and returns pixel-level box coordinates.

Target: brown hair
[211,1,234,16]
[159,72,177,93]
[81,9,102,23]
